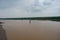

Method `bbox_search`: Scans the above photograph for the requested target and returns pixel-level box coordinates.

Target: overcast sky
[0,0,60,18]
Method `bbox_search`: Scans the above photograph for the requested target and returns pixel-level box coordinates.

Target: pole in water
[29,20,31,24]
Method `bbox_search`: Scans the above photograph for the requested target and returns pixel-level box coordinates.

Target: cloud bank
[0,0,60,18]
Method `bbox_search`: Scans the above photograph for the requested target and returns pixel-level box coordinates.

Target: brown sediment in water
[1,20,60,40]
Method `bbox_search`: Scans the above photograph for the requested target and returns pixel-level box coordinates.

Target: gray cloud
[0,0,60,18]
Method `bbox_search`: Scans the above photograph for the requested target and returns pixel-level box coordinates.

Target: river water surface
[1,20,60,40]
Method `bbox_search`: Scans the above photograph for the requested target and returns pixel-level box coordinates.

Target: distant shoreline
[0,16,60,22]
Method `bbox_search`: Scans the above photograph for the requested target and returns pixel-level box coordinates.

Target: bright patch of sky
[0,0,60,18]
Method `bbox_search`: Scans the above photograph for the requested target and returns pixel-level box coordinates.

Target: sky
[0,0,60,18]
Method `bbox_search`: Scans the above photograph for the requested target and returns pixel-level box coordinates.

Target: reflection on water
[1,20,60,40]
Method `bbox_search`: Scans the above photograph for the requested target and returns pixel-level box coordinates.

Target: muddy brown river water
[1,20,60,40]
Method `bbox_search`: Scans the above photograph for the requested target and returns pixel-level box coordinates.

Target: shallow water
[1,20,60,40]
